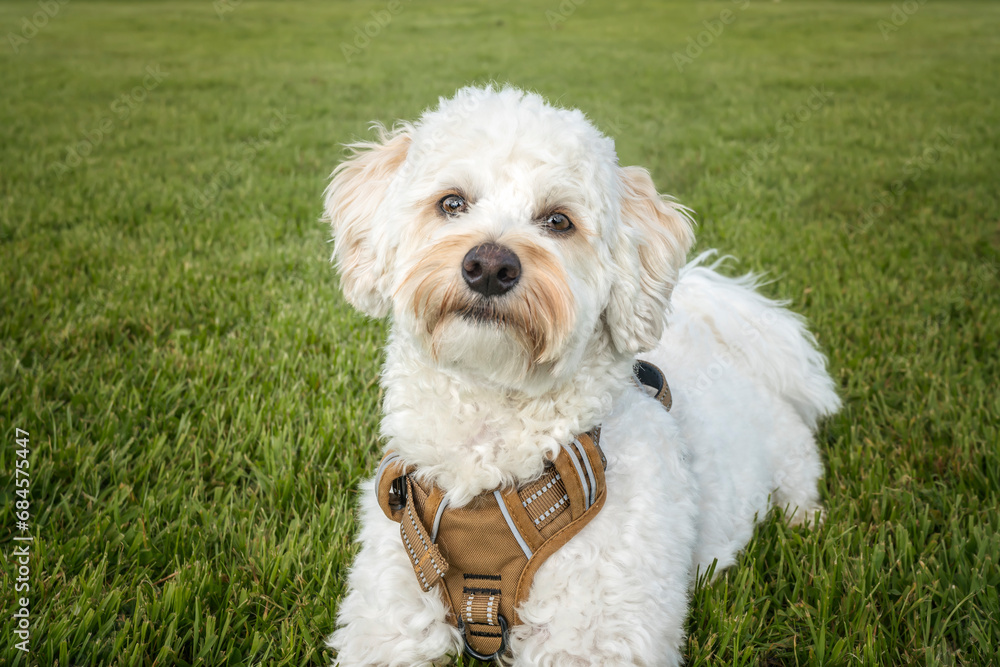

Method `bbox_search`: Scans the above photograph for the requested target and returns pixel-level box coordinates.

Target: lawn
[1,0,997,665]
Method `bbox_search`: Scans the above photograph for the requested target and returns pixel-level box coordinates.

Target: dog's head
[325,86,693,390]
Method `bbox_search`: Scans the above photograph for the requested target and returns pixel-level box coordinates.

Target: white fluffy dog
[324,86,840,666]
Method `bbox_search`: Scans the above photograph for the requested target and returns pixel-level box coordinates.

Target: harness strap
[634,359,672,410]
[398,476,449,592]
[460,574,507,658]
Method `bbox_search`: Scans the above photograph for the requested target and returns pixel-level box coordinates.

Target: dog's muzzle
[462,243,520,297]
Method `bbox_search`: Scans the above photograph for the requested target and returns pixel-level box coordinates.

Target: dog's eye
[439,194,467,216]
[544,212,574,233]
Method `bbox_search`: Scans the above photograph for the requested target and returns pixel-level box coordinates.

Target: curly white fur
[324,85,840,666]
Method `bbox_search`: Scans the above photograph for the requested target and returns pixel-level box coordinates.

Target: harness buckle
[388,475,406,512]
[460,614,509,662]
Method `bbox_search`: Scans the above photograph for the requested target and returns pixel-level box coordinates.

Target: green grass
[1,0,997,664]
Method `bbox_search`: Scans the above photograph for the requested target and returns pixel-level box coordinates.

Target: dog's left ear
[604,166,694,355]
[324,125,411,318]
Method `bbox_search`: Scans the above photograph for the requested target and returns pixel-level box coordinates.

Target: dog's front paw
[785,504,826,528]
[328,614,459,667]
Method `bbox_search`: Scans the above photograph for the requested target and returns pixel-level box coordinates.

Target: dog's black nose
[462,243,521,297]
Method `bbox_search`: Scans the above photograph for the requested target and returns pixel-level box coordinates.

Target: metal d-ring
[461,614,509,662]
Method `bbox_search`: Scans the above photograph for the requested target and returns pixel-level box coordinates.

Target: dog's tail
[669,251,841,430]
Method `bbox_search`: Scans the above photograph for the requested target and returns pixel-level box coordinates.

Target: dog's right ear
[324,125,411,318]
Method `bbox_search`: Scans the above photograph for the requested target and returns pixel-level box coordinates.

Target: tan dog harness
[374,361,671,660]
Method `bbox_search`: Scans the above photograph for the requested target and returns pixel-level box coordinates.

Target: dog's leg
[768,410,826,527]
[329,486,460,667]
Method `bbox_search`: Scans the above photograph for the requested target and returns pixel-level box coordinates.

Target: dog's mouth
[458,299,510,326]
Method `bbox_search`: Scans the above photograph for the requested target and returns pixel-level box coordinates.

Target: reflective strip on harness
[374,451,400,492]
[431,497,449,542]
[570,437,598,507]
[562,442,590,510]
[520,472,567,529]
[494,490,533,559]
